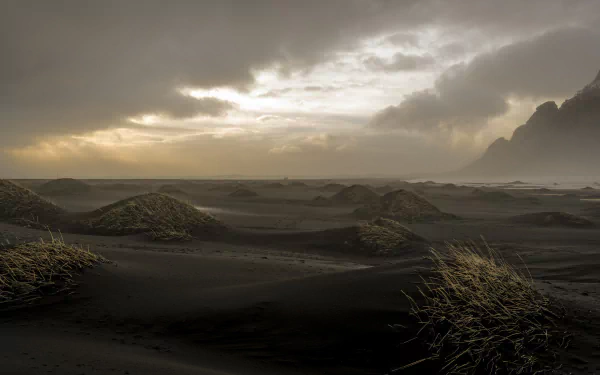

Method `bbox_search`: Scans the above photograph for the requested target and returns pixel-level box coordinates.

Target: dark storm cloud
[2,0,600,154]
[371,27,600,131]
[1,0,427,145]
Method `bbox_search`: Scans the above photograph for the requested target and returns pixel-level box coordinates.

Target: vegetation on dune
[37,178,92,196]
[288,181,308,187]
[331,184,380,204]
[354,189,455,222]
[353,218,427,256]
[157,184,187,196]
[471,188,514,201]
[582,204,600,218]
[82,193,225,241]
[209,183,248,192]
[229,188,258,197]
[0,236,103,306]
[97,183,146,192]
[320,183,347,192]
[263,182,286,189]
[510,211,595,228]
[402,242,568,374]
[0,179,66,226]
[328,217,427,256]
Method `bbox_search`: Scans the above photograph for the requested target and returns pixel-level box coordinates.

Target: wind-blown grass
[0,236,103,306]
[402,242,568,374]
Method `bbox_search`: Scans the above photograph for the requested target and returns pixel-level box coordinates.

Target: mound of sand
[582,205,600,218]
[97,183,146,192]
[321,217,428,256]
[208,183,248,192]
[319,183,347,192]
[355,189,455,222]
[81,193,225,240]
[306,195,329,207]
[0,180,66,225]
[288,181,308,187]
[331,184,380,204]
[471,188,514,201]
[581,186,596,191]
[509,212,595,228]
[157,184,187,196]
[229,188,258,198]
[37,178,92,196]
[374,185,395,194]
[263,182,285,189]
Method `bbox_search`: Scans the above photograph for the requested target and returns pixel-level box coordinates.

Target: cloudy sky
[2,0,600,178]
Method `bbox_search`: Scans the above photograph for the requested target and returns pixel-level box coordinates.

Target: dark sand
[2,179,600,374]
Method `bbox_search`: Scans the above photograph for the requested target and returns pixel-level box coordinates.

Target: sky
[2,0,600,178]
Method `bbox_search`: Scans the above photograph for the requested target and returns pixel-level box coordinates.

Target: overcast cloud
[2,0,600,177]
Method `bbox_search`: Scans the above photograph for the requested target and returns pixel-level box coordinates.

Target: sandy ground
[2,179,600,374]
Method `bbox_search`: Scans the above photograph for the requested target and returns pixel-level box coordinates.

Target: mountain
[460,70,600,176]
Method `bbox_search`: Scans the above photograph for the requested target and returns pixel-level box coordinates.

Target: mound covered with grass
[229,188,258,198]
[582,204,600,218]
[288,181,308,187]
[331,184,380,204]
[471,188,514,201]
[157,184,187,196]
[209,183,249,192]
[404,243,568,374]
[321,218,428,256]
[37,178,92,196]
[0,237,103,307]
[320,183,347,192]
[0,180,66,225]
[354,189,455,222]
[375,185,395,194]
[81,193,225,240]
[509,211,595,228]
[263,182,285,189]
[98,183,146,192]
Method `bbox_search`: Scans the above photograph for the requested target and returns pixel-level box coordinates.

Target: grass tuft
[0,235,103,306]
[403,242,568,374]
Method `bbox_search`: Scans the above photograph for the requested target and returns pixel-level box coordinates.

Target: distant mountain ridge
[460,70,600,176]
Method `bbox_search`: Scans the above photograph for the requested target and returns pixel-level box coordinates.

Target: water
[409,176,600,190]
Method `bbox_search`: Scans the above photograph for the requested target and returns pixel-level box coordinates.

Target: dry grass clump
[83,193,225,241]
[330,217,427,256]
[0,180,66,225]
[355,219,425,256]
[0,236,103,306]
[404,242,567,374]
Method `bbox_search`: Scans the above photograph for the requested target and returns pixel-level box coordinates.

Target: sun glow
[183,87,287,112]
